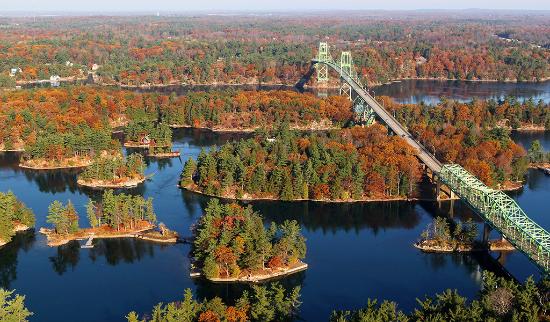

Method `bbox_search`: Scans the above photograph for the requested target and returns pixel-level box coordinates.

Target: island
[414,217,515,253]
[40,190,177,247]
[0,192,36,247]
[77,153,147,189]
[18,127,118,170]
[190,199,307,282]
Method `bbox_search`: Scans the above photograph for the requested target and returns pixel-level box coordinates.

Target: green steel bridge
[311,42,550,274]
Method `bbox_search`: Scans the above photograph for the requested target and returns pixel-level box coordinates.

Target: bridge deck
[313,59,442,173]
[313,58,550,273]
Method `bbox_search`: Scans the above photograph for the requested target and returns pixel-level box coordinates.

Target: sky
[1,0,549,12]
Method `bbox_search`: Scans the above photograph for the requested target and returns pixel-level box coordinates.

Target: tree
[0,289,33,321]
[181,158,197,186]
[528,140,545,163]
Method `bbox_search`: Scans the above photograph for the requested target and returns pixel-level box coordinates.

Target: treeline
[528,140,550,164]
[87,190,156,231]
[0,192,35,244]
[46,200,79,235]
[25,127,116,161]
[79,154,145,182]
[126,283,301,322]
[192,199,306,279]
[162,90,351,130]
[380,97,531,187]
[181,123,421,201]
[419,217,478,247]
[1,14,548,87]
[46,191,157,234]
[381,96,550,131]
[125,121,172,146]
[330,272,550,322]
[0,87,349,152]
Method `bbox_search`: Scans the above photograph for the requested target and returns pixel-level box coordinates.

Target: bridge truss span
[311,42,550,273]
[439,164,550,272]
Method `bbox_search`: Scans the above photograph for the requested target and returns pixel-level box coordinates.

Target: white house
[9,68,21,77]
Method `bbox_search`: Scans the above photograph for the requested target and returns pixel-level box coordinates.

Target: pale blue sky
[2,0,549,12]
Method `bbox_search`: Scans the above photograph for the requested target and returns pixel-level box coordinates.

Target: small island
[40,190,177,247]
[414,217,515,253]
[0,192,36,247]
[190,199,307,283]
[77,153,147,189]
[18,128,118,170]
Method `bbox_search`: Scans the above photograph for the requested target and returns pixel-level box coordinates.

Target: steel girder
[440,164,550,273]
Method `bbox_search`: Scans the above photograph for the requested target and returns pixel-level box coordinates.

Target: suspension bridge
[310,42,550,274]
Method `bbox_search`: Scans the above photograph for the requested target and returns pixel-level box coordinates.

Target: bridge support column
[483,223,492,245]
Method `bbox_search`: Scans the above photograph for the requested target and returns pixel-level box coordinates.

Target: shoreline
[414,239,515,253]
[181,184,415,203]
[39,224,177,247]
[77,176,147,189]
[147,151,181,159]
[123,142,171,149]
[19,162,92,170]
[190,261,308,283]
[169,120,339,133]
[181,182,523,203]
[0,224,32,247]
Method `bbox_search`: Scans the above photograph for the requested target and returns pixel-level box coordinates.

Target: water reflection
[48,238,168,275]
[252,201,422,234]
[373,80,550,105]
[89,238,159,266]
[0,231,36,289]
[49,241,80,275]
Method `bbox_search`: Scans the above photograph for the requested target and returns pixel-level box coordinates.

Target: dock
[81,235,94,249]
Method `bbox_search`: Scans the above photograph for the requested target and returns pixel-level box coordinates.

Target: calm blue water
[0,81,548,321]
[374,80,550,105]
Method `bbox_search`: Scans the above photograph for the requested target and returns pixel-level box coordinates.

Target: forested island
[181,114,529,202]
[0,192,35,246]
[77,154,146,188]
[415,217,514,253]
[18,125,118,170]
[126,283,301,322]
[41,191,176,246]
[190,199,306,282]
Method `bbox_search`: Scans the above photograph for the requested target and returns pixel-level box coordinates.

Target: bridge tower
[316,42,332,84]
[340,52,353,100]
[338,51,375,125]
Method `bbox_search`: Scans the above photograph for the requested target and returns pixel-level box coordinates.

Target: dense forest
[0,87,349,153]
[330,272,549,321]
[0,13,548,88]
[0,192,35,244]
[192,199,306,279]
[181,123,422,201]
[182,116,525,201]
[162,90,351,130]
[127,283,301,322]
[379,96,532,187]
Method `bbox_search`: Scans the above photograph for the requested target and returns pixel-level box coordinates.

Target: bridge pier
[483,223,492,245]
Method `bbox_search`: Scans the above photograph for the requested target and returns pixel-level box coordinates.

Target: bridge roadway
[312,59,442,173]
[313,58,550,273]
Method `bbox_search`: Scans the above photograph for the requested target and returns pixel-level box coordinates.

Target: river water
[0,81,549,321]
